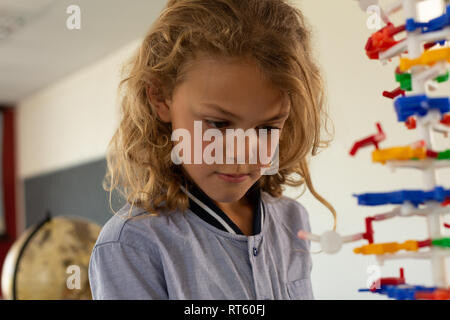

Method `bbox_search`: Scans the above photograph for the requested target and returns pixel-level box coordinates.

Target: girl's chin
[206,185,250,203]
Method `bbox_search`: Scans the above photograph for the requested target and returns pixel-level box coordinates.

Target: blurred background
[0,0,448,299]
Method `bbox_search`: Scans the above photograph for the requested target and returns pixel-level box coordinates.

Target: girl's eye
[204,120,281,132]
[258,126,281,131]
[205,120,229,129]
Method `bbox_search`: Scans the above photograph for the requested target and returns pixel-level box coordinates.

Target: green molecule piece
[396,71,449,91]
[395,72,412,91]
[435,71,449,83]
[437,150,450,160]
[432,238,450,248]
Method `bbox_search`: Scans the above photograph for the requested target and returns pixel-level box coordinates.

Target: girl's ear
[147,84,171,123]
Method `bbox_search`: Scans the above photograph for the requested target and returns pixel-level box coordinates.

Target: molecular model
[298,0,450,300]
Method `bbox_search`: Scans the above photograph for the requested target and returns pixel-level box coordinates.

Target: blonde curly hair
[103,0,337,230]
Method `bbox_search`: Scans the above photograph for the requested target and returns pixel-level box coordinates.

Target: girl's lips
[215,172,249,183]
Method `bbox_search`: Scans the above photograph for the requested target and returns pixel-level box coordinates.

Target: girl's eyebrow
[200,103,289,122]
[200,103,240,119]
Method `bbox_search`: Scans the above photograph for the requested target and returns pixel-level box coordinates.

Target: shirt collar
[180,179,265,236]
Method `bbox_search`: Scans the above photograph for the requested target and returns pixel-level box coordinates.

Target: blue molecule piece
[386,285,416,300]
[353,186,450,207]
[359,284,437,300]
[405,5,450,33]
[394,95,450,122]
[389,285,437,300]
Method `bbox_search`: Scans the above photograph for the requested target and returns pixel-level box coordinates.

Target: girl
[89,0,336,300]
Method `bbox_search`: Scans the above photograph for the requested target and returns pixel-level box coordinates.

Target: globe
[1,214,101,300]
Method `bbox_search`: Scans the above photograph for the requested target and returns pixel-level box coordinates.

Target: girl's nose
[224,129,259,164]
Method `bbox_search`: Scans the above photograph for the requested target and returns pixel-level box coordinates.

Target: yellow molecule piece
[399,47,450,72]
[353,240,419,255]
[372,146,426,164]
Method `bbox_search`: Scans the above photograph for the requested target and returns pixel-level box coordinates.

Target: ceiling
[0,0,166,105]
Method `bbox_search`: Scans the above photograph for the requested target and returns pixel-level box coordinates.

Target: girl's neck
[215,194,254,219]
[214,192,256,236]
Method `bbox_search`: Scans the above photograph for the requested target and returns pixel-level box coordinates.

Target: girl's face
[154,54,290,204]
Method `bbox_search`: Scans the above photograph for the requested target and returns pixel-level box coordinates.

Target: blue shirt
[88,182,314,299]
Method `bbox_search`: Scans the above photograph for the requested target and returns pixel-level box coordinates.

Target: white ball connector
[320,230,344,254]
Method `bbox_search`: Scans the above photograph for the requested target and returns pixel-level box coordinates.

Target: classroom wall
[16,38,141,232]
[286,0,450,299]
[15,0,450,299]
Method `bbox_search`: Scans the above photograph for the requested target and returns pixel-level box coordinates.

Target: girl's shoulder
[93,202,185,252]
[262,191,311,233]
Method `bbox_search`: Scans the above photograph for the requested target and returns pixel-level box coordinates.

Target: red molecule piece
[383,87,406,99]
[426,150,438,158]
[415,289,450,300]
[369,268,405,292]
[417,239,432,248]
[441,114,450,126]
[349,123,386,156]
[365,23,406,59]
[423,41,439,50]
[363,217,375,244]
[405,116,416,129]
